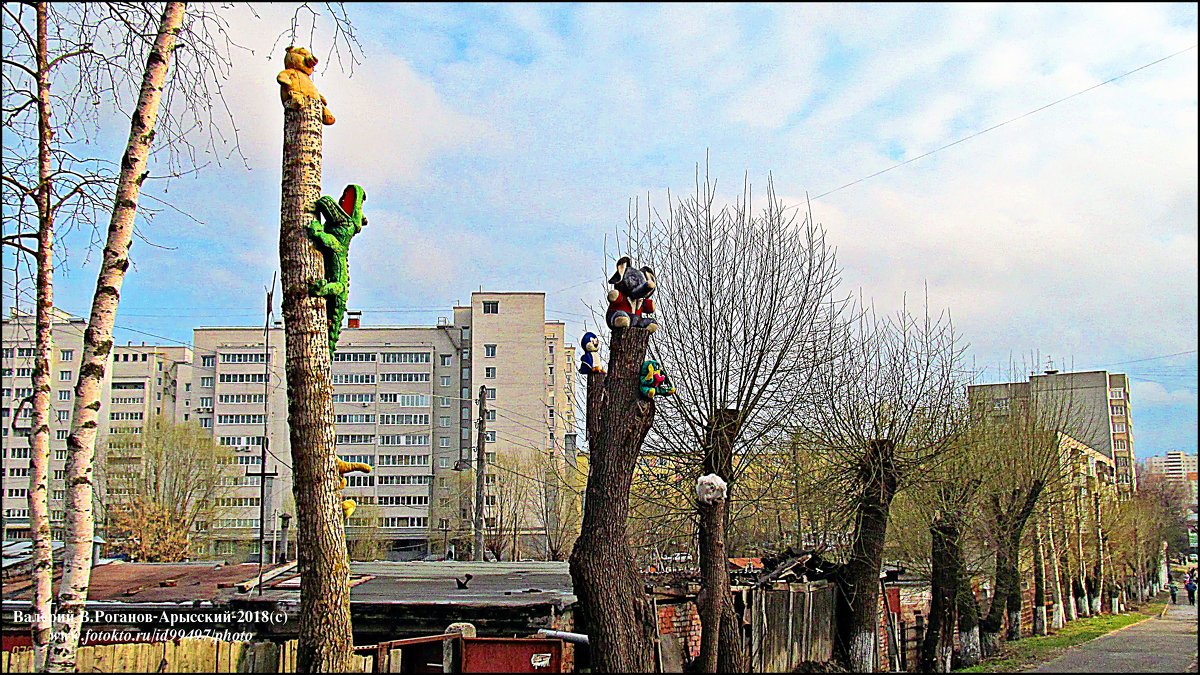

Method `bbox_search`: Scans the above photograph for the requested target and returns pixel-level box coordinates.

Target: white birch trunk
[27,3,56,669]
[959,626,981,667]
[46,4,186,670]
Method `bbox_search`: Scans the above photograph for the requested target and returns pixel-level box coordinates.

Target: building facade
[968,368,1139,496]
[1,309,112,540]
[1144,450,1199,483]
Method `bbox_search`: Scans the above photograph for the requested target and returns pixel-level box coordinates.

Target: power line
[812,44,1198,201]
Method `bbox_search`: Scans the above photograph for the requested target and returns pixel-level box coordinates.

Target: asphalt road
[1027,600,1198,673]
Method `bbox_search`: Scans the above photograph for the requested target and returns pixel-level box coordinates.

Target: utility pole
[254,278,276,594]
[474,384,487,561]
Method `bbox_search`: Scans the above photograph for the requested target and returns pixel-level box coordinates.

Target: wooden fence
[748,580,836,672]
[1,637,373,673]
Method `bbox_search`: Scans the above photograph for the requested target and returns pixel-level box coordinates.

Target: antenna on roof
[1044,356,1058,375]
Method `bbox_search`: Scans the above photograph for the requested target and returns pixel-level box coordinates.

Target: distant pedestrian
[1186,579,1197,606]
[1168,582,1178,604]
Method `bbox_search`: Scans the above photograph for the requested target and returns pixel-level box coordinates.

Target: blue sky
[4,3,1197,456]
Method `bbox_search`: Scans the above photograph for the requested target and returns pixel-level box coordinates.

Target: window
[220,352,268,364]
[1110,405,1125,416]
[219,373,267,384]
[548,407,555,420]
[1112,422,1126,433]
[485,388,496,400]
[58,390,71,401]
[440,375,452,387]
[9,448,30,459]
[336,434,375,445]
[438,518,450,530]
[484,431,496,443]
[345,474,374,487]
[377,474,431,485]
[1109,388,1124,400]
[461,428,470,440]
[439,416,451,428]
[484,344,497,358]
[486,451,496,464]
[218,414,266,425]
[332,393,375,403]
[200,418,213,428]
[60,349,73,361]
[141,354,147,362]
[485,474,497,486]
[332,352,376,362]
[440,355,452,367]
[157,362,163,371]
[110,411,145,421]
[55,411,69,424]
[378,495,429,506]
[199,396,215,407]
[482,301,499,314]
[376,453,430,466]
[381,394,429,407]
[201,356,215,368]
[56,429,68,440]
[201,377,215,388]
[332,373,375,385]
[381,352,431,364]
[335,413,375,424]
[185,383,191,391]
[485,367,496,379]
[485,517,497,528]
[379,516,428,528]
[462,348,470,359]
[9,467,30,477]
[439,396,451,408]
[60,370,72,381]
[380,372,430,383]
[1114,439,1127,450]
[380,413,430,426]
[439,437,450,448]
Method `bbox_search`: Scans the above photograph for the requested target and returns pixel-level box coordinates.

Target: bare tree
[100,416,236,560]
[799,296,968,672]
[969,371,1093,655]
[616,163,844,670]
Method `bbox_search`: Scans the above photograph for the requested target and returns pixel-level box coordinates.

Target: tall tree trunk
[1090,489,1104,615]
[697,495,727,673]
[699,408,745,673]
[280,95,353,670]
[569,327,657,672]
[980,535,1012,656]
[1045,509,1065,629]
[46,4,186,670]
[27,4,56,669]
[1033,520,1047,636]
[835,439,898,672]
[956,573,981,668]
[1073,488,1090,617]
[920,520,959,673]
[1004,531,1023,641]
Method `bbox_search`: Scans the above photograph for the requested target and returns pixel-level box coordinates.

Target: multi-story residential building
[968,368,1139,496]
[440,293,578,560]
[1144,450,1199,483]
[1,308,112,540]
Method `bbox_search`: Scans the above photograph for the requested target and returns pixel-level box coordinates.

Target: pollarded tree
[969,369,1093,654]
[618,162,845,671]
[800,295,969,673]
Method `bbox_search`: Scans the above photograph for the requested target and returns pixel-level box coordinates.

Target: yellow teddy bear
[337,458,371,518]
[277,46,336,125]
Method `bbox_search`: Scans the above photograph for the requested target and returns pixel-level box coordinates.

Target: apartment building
[968,368,1138,496]
[439,293,578,560]
[1,308,112,540]
[1144,450,1199,482]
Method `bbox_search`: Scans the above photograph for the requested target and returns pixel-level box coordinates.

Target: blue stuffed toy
[579,331,606,374]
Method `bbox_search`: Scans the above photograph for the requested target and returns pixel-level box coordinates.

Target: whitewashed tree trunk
[46,4,186,670]
[959,626,981,667]
[27,4,56,668]
[1045,510,1065,629]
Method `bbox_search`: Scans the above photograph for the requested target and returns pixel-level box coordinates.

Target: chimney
[347,310,361,329]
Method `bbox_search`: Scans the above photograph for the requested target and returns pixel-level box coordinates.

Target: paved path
[1027,600,1198,673]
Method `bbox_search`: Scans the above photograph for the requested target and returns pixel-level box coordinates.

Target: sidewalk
[1026,600,1198,673]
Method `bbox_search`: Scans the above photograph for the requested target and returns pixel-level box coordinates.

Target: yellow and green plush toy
[337,459,372,518]
[639,360,676,399]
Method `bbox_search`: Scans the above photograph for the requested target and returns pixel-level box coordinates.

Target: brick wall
[550,610,575,673]
[657,600,702,661]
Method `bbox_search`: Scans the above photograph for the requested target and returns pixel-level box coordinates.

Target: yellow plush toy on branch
[337,459,371,518]
[277,46,336,125]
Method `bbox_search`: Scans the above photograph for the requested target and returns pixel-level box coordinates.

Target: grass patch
[955,608,1159,673]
